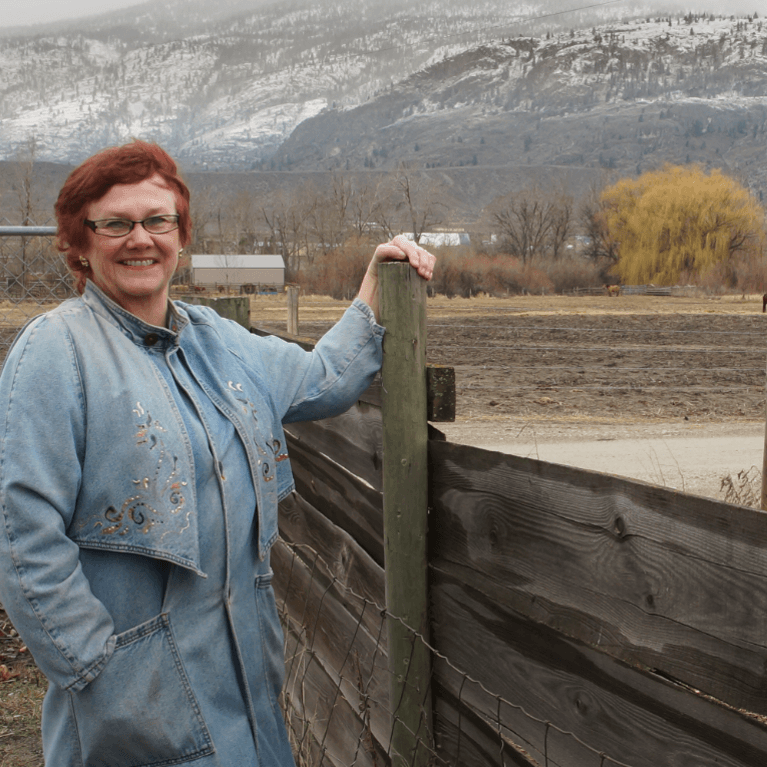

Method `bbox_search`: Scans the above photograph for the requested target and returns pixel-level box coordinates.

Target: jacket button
[144,333,160,346]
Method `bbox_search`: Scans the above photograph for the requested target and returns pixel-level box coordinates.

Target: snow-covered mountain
[276,13,767,193]
[0,0,660,167]
[0,1,765,200]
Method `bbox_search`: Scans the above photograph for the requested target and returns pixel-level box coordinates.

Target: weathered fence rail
[428,440,767,767]
[275,412,767,766]
[263,267,767,767]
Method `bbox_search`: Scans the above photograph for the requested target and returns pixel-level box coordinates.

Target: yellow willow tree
[600,165,765,286]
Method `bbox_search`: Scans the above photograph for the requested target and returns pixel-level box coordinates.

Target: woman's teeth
[123,259,154,267]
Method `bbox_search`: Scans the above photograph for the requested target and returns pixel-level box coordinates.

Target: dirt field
[249,290,767,437]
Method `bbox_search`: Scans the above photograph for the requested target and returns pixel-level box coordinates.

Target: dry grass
[720,466,763,509]
[0,672,45,767]
[245,289,767,333]
[0,301,57,329]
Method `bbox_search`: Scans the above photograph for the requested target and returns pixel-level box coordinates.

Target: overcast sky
[1,0,761,29]
[1,0,147,27]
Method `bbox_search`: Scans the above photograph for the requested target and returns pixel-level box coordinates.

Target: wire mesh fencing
[0,224,74,363]
[273,536,639,767]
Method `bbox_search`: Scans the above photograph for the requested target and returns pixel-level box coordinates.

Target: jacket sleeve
[0,315,116,692]
[274,298,384,423]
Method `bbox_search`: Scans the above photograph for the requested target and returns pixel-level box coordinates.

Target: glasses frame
[84,214,180,238]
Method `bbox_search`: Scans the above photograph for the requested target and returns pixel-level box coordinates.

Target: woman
[0,140,434,766]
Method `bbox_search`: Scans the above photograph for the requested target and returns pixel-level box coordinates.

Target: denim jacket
[0,283,383,763]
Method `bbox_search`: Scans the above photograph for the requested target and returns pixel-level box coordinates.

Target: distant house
[190,254,285,290]
[403,232,471,247]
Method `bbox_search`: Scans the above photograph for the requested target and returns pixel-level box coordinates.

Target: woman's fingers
[375,235,436,281]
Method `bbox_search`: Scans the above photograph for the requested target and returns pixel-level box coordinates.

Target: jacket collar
[81,281,189,348]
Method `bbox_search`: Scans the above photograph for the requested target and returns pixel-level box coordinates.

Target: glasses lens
[143,215,179,234]
[98,219,132,236]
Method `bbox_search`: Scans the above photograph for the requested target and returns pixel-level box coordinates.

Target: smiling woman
[0,139,435,767]
[77,175,183,326]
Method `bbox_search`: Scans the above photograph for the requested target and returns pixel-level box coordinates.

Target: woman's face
[83,174,182,325]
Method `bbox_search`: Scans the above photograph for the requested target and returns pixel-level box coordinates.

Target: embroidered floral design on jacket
[95,403,189,536]
[230,383,287,482]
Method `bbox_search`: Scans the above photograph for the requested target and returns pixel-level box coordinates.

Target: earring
[79,255,89,267]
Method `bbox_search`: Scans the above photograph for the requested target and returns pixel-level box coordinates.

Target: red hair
[55,140,192,294]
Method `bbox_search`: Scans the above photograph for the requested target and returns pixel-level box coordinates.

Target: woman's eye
[104,219,129,230]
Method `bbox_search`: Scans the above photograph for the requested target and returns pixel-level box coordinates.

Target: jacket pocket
[70,613,214,767]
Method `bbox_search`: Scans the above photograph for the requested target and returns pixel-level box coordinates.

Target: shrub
[300,243,614,298]
[431,251,555,296]
[300,238,370,300]
[539,256,605,293]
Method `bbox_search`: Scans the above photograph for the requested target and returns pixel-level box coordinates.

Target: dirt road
[440,419,765,502]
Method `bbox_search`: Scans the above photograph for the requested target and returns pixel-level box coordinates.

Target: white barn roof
[191,255,285,269]
[402,232,470,247]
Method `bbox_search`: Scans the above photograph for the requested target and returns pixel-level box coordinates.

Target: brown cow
[604,284,621,297]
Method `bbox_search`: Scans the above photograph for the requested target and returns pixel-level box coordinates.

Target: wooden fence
[254,269,767,767]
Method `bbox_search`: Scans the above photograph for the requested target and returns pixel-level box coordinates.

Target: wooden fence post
[762,383,767,510]
[179,294,250,329]
[287,284,299,336]
[379,262,433,767]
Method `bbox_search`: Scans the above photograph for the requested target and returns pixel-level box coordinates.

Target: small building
[190,254,285,291]
[403,232,471,247]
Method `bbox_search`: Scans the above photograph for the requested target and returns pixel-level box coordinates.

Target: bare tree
[261,190,311,279]
[491,187,555,263]
[347,175,390,242]
[10,136,44,291]
[548,190,574,260]
[188,185,225,255]
[304,174,351,257]
[579,184,619,264]
[13,135,41,228]
[384,165,447,243]
[229,190,259,254]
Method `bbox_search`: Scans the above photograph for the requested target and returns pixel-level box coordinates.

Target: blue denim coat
[0,282,383,766]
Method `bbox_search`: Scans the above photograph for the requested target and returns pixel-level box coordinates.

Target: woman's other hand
[358,235,437,320]
[371,234,436,281]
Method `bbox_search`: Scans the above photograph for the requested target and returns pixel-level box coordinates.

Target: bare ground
[251,289,767,433]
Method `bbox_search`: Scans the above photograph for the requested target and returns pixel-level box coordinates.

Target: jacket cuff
[64,634,117,693]
[350,298,385,338]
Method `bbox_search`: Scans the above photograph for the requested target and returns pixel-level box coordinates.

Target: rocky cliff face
[1,0,576,167]
[275,16,767,198]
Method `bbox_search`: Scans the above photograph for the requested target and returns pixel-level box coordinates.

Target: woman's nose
[125,222,153,246]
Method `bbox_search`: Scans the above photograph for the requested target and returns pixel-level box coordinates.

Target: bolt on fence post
[379,261,433,767]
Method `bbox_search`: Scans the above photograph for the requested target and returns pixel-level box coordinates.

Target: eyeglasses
[84,214,180,238]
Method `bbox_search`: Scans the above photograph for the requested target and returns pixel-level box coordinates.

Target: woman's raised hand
[358,235,437,320]
[371,234,436,282]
